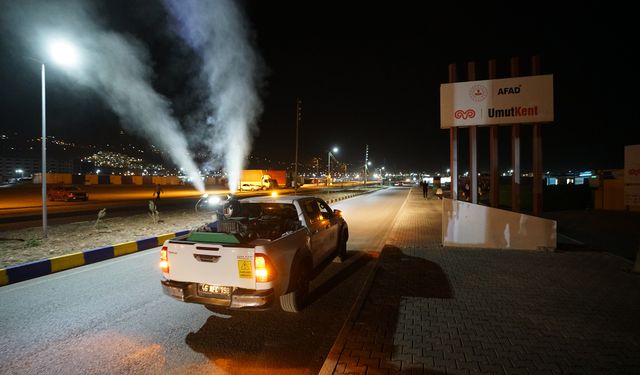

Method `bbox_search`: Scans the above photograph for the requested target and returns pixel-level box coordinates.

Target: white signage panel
[440,74,554,128]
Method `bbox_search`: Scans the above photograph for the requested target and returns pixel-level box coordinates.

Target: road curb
[0,230,189,286]
[325,186,384,204]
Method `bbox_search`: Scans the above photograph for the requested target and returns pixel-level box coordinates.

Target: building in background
[0,157,78,182]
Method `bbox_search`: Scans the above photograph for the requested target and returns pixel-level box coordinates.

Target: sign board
[624,144,640,206]
[440,74,554,128]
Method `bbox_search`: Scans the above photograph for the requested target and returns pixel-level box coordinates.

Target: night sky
[0,0,637,173]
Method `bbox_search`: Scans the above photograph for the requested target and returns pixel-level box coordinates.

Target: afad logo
[454,109,476,120]
[469,85,488,102]
[497,85,522,95]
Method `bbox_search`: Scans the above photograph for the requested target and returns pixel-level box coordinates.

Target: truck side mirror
[333,209,342,217]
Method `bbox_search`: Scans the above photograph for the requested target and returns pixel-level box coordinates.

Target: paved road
[0,183,371,231]
[0,187,408,374]
[325,188,640,374]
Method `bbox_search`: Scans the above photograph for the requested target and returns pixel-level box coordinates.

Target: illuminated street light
[41,38,80,238]
[364,161,372,185]
[376,166,385,183]
[327,146,338,186]
[48,39,79,68]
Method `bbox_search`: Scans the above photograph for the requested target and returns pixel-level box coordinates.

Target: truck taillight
[255,254,275,282]
[160,246,169,273]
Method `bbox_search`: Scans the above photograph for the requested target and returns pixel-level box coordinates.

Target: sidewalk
[326,188,640,374]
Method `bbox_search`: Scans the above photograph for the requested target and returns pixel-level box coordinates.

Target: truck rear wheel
[280,262,310,312]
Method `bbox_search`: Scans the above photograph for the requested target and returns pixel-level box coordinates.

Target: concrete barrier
[442,198,556,251]
[32,173,72,184]
[84,175,98,185]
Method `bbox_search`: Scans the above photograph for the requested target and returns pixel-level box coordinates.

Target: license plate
[198,284,231,296]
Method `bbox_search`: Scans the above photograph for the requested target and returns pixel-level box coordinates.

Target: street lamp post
[364,144,369,185]
[327,147,338,186]
[376,166,385,184]
[294,98,301,190]
[41,63,47,238]
[41,39,79,238]
[364,161,371,185]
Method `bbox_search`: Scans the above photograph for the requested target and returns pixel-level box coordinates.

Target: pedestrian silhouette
[463,183,470,201]
[153,184,164,204]
[422,180,429,199]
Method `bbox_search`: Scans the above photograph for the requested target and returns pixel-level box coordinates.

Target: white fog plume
[163,0,264,192]
[75,32,205,192]
[3,0,204,192]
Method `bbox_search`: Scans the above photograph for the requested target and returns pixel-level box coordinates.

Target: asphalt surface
[0,183,374,230]
[0,187,407,374]
[322,188,640,375]
[2,186,639,374]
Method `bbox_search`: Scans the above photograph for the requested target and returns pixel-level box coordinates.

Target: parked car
[240,183,260,191]
[47,185,89,202]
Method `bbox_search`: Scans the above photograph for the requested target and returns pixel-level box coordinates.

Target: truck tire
[333,228,349,263]
[280,259,310,312]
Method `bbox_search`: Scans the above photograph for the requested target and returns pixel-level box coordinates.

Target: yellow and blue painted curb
[0,230,189,287]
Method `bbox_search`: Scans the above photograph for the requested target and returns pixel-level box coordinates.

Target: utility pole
[364,144,369,185]
[327,150,331,185]
[327,147,338,186]
[294,98,301,190]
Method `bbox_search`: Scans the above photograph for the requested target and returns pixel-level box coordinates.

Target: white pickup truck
[160,195,348,312]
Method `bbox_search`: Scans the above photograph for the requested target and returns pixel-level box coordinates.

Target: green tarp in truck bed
[186,232,241,244]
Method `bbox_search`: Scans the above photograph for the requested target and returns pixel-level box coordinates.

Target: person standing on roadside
[153,184,164,204]
[422,180,429,199]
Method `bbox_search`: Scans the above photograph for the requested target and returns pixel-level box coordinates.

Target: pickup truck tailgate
[166,240,256,289]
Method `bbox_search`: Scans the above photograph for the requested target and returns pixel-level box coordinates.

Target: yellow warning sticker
[237,259,253,279]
